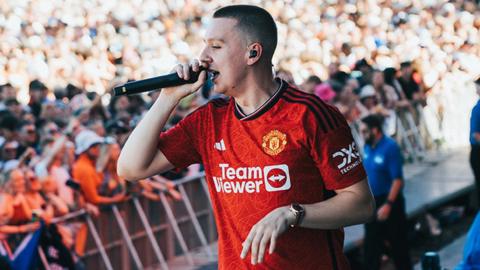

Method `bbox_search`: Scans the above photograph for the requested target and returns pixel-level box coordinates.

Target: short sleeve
[386,141,403,180]
[310,114,367,190]
[471,106,480,134]
[157,110,203,169]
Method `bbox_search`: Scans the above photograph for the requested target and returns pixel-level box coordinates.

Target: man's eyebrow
[204,38,225,43]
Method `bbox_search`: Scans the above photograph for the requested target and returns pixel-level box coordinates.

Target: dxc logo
[332,142,360,170]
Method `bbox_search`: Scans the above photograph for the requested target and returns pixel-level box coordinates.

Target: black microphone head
[113,84,128,96]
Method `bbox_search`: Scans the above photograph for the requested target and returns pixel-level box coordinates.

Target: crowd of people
[0,84,184,268]
[0,0,478,140]
[0,0,479,269]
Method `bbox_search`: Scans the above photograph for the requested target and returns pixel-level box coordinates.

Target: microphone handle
[113,67,205,96]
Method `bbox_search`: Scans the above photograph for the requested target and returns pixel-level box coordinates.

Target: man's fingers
[257,231,271,263]
[250,230,263,265]
[240,228,256,259]
[191,60,200,72]
[175,64,184,78]
[191,71,207,90]
[182,64,190,80]
[269,230,278,254]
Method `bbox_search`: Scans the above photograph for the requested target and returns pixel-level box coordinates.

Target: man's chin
[212,85,226,94]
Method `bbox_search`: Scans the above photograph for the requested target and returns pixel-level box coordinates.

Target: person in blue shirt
[360,114,412,270]
[470,77,480,208]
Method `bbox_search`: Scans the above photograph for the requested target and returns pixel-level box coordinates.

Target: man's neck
[371,133,384,148]
[233,69,279,115]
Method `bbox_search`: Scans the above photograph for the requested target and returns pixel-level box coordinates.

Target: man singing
[118,5,374,269]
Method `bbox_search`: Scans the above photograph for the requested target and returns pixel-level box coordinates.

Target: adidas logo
[214,139,226,151]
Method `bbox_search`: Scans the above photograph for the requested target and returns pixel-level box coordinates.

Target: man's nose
[199,49,212,66]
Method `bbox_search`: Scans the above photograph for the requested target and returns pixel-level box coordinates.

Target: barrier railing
[0,172,215,270]
[78,173,215,270]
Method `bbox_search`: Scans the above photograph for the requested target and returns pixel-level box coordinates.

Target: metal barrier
[79,172,215,270]
[0,173,215,269]
[395,108,430,162]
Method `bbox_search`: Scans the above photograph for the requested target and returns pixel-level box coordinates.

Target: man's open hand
[240,206,295,265]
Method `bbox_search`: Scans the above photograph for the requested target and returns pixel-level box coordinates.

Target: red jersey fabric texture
[158,80,366,270]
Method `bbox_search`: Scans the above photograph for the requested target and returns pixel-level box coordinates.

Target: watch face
[292,204,304,212]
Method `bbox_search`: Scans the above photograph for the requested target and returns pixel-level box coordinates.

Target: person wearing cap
[72,130,125,205]
[359,85,391,118]
[469,77,480,208]
[314,83,336,104]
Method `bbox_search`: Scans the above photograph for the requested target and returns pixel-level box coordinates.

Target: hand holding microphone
[113,60,208,100]
[164,60,208,100]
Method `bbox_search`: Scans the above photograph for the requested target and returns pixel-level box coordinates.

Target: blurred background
[0,0,479,269]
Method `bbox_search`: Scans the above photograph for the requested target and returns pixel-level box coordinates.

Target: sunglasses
[47,129,58,135]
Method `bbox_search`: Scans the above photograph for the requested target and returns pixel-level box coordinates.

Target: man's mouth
[208,69,220,81]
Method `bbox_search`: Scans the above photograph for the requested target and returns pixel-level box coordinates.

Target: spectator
[6,169,33,225]
[301,75,322,94]
[360,114,412,270]
[314,83,336,104]
[359,85,388,117]
[335,82,368,123]
[354,59,374,88]
[72,130,125,205]
[24,169,53,223]
[96,141,126,197]
[4,99,24,119]
[1,141,20,172]
[383,68,405,103]
[469,77,480,208]
[0,84,18,111]
[28,80,48,118]
[398,62,426,105]
[18,122,40,155]
[35,133,75,208]
[41,176,69,217]
[0,114,19,143]
[372,70,401,110]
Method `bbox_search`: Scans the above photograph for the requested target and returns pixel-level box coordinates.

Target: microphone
[113,67,207,96]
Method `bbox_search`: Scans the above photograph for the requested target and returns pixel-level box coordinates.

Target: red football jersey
[158,79,366,270]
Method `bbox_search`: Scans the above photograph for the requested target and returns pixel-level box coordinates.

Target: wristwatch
[289,203,305,228]
[386,199,395,207]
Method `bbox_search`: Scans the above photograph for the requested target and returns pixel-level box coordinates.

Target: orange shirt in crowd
[72,154,104,204]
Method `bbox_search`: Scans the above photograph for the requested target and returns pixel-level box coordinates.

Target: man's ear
[246,43,263,65]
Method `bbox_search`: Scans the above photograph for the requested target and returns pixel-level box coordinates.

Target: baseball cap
[74,130,104,155]
[314,83,336,103]
[359,85,377,99]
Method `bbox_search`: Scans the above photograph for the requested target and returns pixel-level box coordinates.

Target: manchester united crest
[262,130,287,156]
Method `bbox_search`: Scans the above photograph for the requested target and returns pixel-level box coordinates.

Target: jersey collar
[233,78,286,121]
